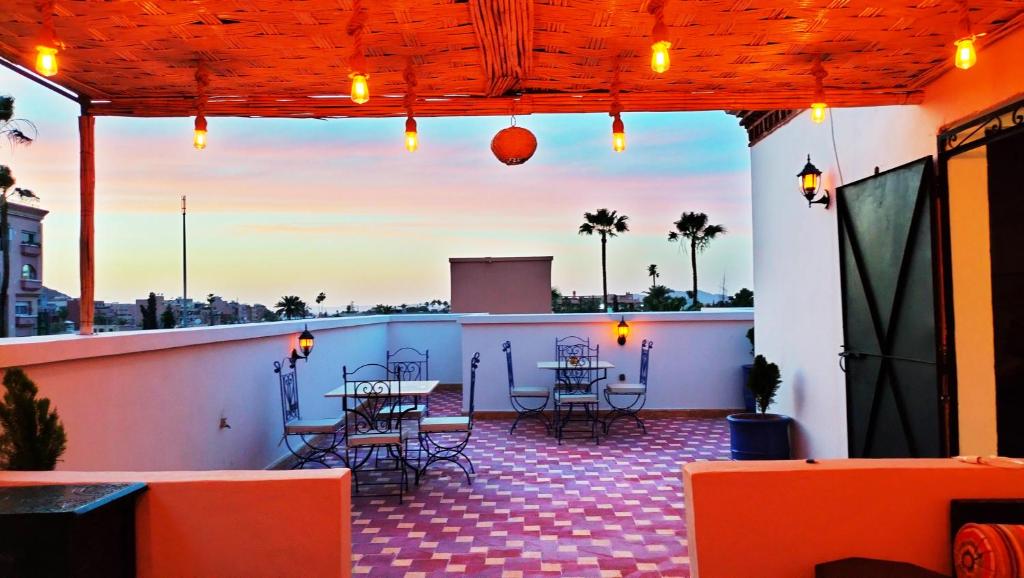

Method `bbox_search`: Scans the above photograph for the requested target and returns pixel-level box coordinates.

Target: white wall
[751,29,1024,458]
[460,310,754,412]
[387,316,463,383]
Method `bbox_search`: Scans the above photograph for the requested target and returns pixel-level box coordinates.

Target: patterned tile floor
[333,391,731,578]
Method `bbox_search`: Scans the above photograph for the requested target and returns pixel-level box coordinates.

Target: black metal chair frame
[417,352,479,486]
[341,363,409,503]
[273,359,344,469]
[503,341,552,435]
[553,338,603,445]
[604,339,653,434]
[386,347,430,382]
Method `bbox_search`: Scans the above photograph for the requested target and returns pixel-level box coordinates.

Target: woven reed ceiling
[2,0,1023,118]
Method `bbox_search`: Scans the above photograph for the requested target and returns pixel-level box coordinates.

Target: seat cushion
[419,416,471,433]
[285,417,342,435]
[607,383,646,394]
[380,403,427,416]
[555,392,599,404]
[347,432,402,447]
[512,387,549,398]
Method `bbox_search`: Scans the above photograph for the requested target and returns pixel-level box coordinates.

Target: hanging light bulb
[35,45,58,77]
[405,116,418,152]
[350,73,369,104]
[612,114,626,152]
[809,57,828,125]
[810,102,828,124]
[193,115,207,150]
[650,21,671,74]
[954,36,977,70]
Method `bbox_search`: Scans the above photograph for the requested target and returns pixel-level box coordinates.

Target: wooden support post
[78,112,95,335]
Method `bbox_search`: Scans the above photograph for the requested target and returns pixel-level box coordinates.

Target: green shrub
[0,368,67,470]
[746,355,781,415]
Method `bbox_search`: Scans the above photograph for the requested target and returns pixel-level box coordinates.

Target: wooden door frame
[936,99,1024,456]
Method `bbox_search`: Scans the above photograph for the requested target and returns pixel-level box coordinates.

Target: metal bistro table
[324,379,440,473]
[537,360,615,441]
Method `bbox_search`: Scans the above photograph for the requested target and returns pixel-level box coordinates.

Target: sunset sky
[2,68,752,308]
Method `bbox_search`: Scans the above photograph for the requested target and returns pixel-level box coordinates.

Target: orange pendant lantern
[405,116,418,152]
[612,114,626,152]
[35,45,58,77]
[491,122,537,166]
[34,0,59,77]
[810,57,828,125]
[954,36,977,70]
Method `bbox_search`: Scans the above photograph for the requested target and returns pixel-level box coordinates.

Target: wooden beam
[78,112,95,336]
[469,0,535,97]
[84,88,925,118]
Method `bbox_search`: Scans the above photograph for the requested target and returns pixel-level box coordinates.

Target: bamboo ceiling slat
[0,0,1021,118]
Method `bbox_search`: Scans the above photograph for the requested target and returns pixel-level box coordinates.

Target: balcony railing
[20,278,41,291]
[20,242,41,257]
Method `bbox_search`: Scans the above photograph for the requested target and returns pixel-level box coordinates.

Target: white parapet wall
[0,310,752,470]
[460,310,754,412]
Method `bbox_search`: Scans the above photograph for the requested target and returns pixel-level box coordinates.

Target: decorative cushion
[511,387,549,398]
[284,417,342,435]
[419,416,470,433]
[954,523,1024,578]
[815,558,949,578]
[347,432,402,447]
[555,392,598,404]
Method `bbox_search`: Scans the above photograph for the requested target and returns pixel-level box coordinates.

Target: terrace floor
[339,390,731,577]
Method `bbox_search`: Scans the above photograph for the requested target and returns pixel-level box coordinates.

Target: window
[21,264,37,280]
[21,230,38,245]
[15,301,32,316]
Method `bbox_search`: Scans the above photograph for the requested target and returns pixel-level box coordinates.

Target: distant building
[450,256,553,314]
[2,201,48,337]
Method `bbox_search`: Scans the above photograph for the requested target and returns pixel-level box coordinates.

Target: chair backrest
[467,352,481,428]
[502,341,515,392]
[555,337,600,388]
[639,339,654,387]
[342,363,402,436]
[273,359,300,429]
[386,347,429,381]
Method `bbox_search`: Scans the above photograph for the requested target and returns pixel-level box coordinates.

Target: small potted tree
[727,355,792,460]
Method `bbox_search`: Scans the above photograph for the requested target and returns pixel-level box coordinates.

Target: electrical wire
[829,107,845,185]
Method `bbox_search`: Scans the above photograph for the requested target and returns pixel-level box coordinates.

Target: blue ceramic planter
[727,413,792,460]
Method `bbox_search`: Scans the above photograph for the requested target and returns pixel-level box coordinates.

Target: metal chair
[604,339,653,434]
[503,341,551,435]
[340,363,409,503]
[416,352,479,485]
[273,358,344,469]
[552,339,602,444]
[386,347,430,417]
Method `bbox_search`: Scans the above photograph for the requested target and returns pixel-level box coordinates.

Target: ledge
[458,309,754,325]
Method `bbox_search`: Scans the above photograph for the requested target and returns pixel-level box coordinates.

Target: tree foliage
[161,306,176,329]
[140,292,159,329]
[275,295,307,320]
[642,285,686,312]
[668,212,726,311]
[0,368,67,470]
[579,208,629,311]
[747,355,782,415]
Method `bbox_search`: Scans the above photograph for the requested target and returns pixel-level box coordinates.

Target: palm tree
[647,264,659,288]
[578,208,629,312]
[0,96,35,338]
[206,293,218,326]
[315,292,326,316]
[275,296,306,320]
[668,212,726,310]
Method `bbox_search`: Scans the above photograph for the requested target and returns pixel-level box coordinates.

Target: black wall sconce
[289,325,315,368]
[798,155,830,209]
[616,316,630,346]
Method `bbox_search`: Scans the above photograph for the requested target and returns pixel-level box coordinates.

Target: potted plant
[741,327,755,412]
[727,354,792,460]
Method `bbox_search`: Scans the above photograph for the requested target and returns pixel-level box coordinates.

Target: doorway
[941,104,1024,457]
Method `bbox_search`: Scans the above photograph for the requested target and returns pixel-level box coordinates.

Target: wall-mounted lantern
[617,316,630,346]
[289,325,315,367]
[798,155,830,209]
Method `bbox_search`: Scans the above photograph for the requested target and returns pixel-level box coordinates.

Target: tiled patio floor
[340,390,731,577]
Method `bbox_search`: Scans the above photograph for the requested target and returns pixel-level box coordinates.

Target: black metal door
[838,157,943,458]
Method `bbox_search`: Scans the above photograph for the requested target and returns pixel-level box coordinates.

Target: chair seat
[555,392,599,404]
[419,416,471,433]
[285,416,342,435]
[380,403,427,416]
[347,432,402,446]
[511,387,549,398]
[606,383,646,394]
